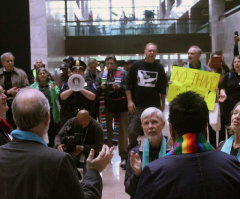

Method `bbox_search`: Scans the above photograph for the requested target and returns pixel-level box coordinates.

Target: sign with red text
[167,66,220,110]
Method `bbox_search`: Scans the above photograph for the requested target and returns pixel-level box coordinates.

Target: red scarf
[0,117,12,134]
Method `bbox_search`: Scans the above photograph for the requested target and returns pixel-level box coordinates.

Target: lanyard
[81,127,89,146]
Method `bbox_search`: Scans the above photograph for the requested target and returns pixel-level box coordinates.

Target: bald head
[77,110,91,128]
[35,59,43,69]
[12,88,50,131]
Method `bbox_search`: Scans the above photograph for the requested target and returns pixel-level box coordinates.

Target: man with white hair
[0,88,113,199]
[0,52,29,128]
[124,107,169,199]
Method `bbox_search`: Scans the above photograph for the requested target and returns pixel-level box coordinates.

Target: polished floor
[100,104,171,199]
[101,148,129,199]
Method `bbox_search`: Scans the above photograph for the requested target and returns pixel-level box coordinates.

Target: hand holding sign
[167,67,220,110]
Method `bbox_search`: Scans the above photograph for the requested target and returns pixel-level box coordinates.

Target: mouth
[233,120,240,126]
[148,129,156,134]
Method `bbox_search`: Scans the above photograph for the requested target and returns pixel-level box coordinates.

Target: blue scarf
[221,135,240,162]
[187,62,204,71]
[11,129,47,146]
[142,136,166,170]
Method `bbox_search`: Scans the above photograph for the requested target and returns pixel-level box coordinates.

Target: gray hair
[1,52,15,62]
[141,107,164,123]
[145,43,158,51]
[189,45,202,54]
[36,67,51,82]
[88,58,97,66]
[12,88,50,131]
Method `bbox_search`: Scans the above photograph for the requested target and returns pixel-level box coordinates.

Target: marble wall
[29,0,48,69]
[209,0,240,67]
[215,11,240,67]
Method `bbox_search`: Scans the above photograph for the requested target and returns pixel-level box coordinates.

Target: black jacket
[0,138,103,199]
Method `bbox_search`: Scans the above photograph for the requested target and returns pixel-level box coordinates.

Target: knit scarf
[100,69,121,146]
[0,117,12,141]
[165,133,213,156]
[142,136,166,170]
[0,117,12,134]
[221,135,240,162]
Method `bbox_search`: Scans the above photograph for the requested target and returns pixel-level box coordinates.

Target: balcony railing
[61,19,209,36]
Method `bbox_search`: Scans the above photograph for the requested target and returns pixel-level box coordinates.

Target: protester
[96,55,128,169]
[0,88,114,199]
[0,52,30,129]
[218,102,240,161]
[135,91,240,198]
[219,55,240,134]
[124,107,169,199]
[126,43,167,153]
[0,86,12,146]
[31,67,60,147]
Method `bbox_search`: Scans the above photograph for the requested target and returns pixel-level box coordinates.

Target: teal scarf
[142,135,166,170]
[11,129,47,146]
[187,62,204,70]
[221,135,240,162]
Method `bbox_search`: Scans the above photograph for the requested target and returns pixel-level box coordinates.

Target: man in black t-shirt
[126,43,167,152]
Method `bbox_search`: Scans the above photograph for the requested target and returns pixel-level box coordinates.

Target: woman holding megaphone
[60,60,96,126]
[30,67,60,147]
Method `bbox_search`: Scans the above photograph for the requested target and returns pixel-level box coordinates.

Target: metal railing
[59,19,209,36]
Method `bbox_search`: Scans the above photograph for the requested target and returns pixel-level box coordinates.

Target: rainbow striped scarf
[165,133,213,156]
[100,69,121,146]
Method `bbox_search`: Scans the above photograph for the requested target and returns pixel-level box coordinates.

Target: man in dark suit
[0,88,113,199]
[135,91,240,199]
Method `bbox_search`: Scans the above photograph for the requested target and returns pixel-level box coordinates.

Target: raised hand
[130,151,142,177]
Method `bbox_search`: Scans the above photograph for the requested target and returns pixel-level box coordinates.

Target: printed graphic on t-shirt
[137,70,158,87]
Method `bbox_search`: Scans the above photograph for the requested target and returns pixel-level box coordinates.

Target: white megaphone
[68,74,85,91]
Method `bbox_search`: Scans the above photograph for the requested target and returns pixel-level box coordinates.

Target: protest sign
[167,66,220,110]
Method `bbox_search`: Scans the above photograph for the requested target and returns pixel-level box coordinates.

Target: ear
[162,121,166,129]
[169,123,178,143]
[44,111,50,126]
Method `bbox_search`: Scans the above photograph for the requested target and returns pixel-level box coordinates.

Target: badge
[80,154,85,163]
[93,83,96,90]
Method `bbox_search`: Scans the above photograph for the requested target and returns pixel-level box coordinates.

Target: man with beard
[124,107,169,199]
[96,55,128,169]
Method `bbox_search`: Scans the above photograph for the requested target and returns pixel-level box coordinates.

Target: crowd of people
[0,36,240,198]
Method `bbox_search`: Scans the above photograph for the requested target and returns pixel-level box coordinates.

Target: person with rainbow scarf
[124,107,169,199]
[135,91,240,199]
[95,55,128,169]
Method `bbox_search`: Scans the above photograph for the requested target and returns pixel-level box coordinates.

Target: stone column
[29,0,48,69]
[209,0,225,53]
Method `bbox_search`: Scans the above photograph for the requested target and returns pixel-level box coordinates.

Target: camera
[104,82,114,88]
[62,126,83,154]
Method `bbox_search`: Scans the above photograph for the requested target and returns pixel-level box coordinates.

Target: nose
[148,122,153,128]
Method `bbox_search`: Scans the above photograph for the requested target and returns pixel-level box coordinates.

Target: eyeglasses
[234,61,240,64]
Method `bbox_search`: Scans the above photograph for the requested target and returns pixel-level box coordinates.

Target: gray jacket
[0,67,30,92]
